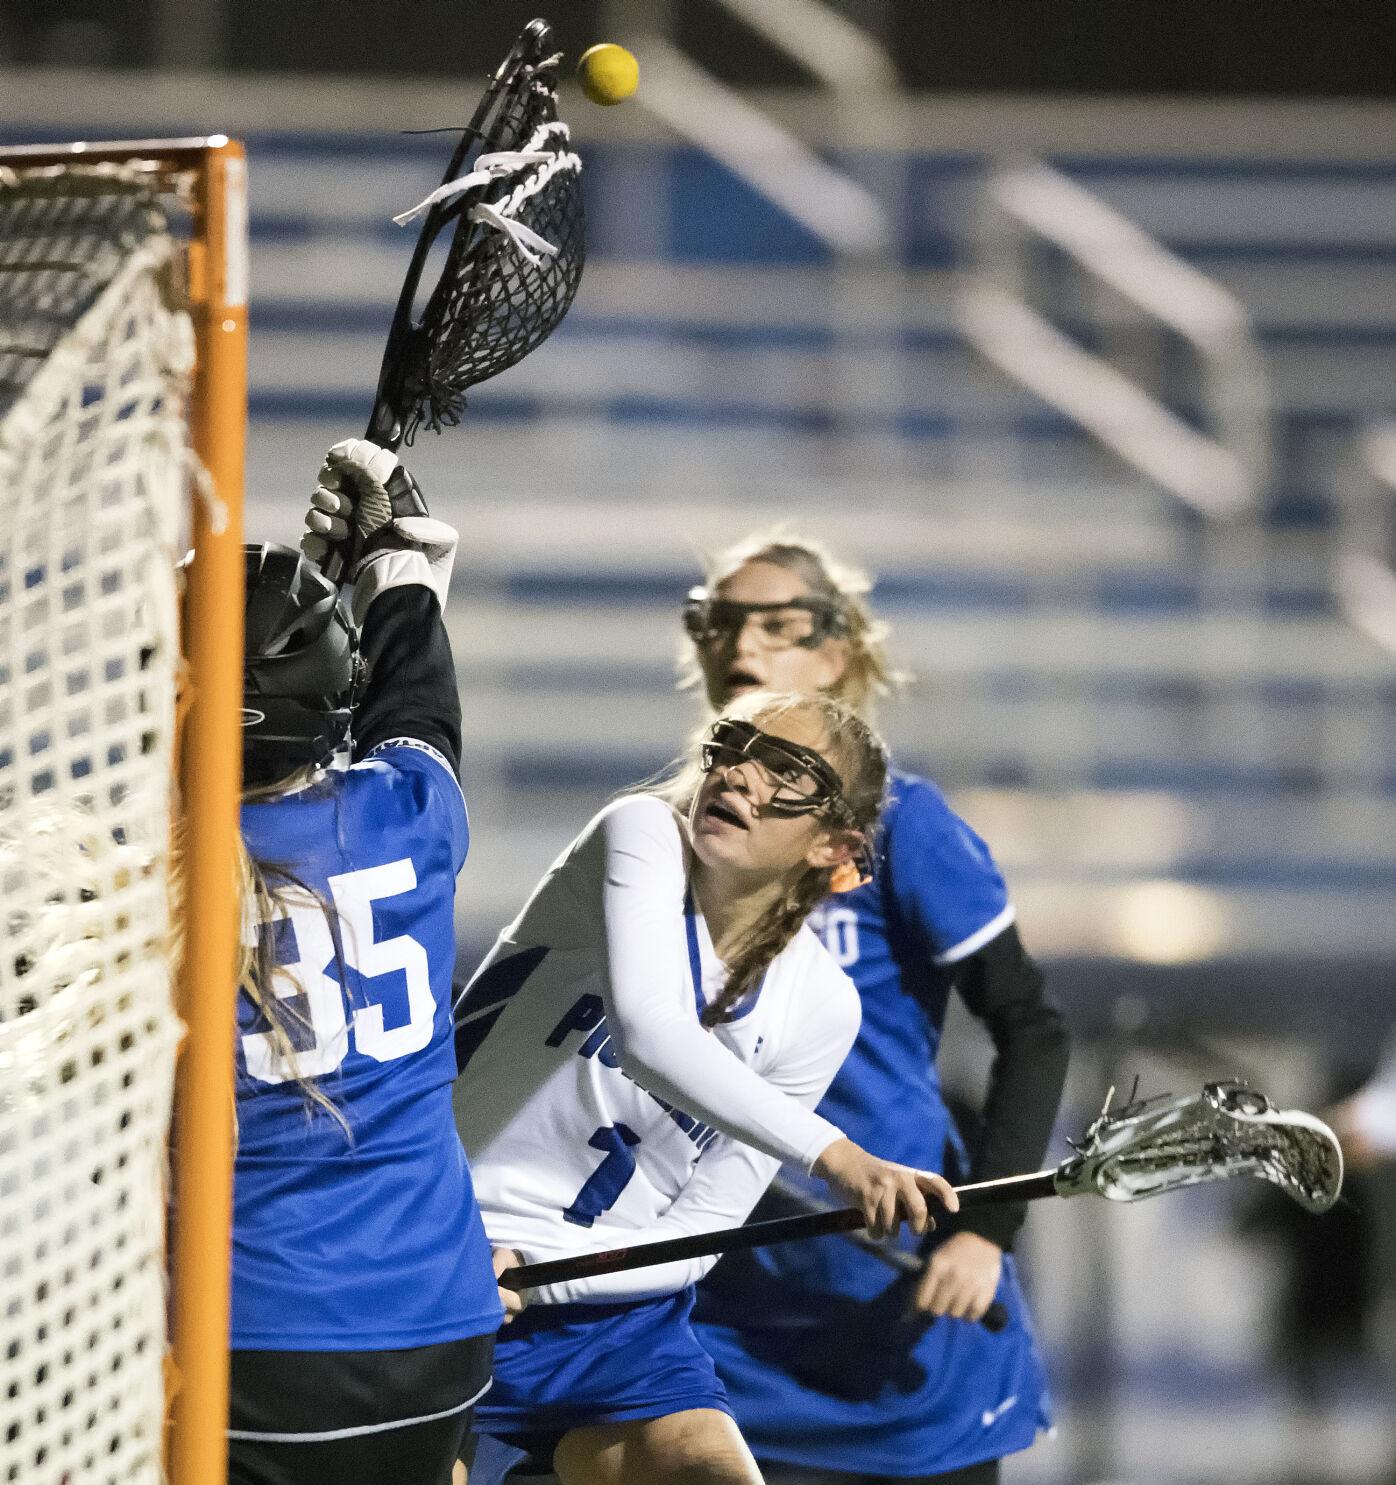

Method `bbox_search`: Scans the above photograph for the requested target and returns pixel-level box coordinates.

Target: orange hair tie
[828,860,869,894]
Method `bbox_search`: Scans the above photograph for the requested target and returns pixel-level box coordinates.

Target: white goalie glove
[302,438,458,625]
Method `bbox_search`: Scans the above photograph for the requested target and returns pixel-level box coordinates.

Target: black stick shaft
[957,1170,1060,1205]
[501,1168,1060,1292]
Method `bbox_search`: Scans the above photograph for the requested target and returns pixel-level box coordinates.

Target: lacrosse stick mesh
[412,60,584,440]
[1076,1082,1342,1214]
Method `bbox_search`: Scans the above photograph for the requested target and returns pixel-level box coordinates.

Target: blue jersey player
[686,535,1071,1485]
[226,441,501,1485]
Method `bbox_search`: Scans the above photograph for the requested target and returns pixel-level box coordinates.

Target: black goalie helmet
[242,543,360,786]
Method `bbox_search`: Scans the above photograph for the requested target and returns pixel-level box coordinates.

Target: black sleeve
[945,923,1070,1250]
[351,585,462,775]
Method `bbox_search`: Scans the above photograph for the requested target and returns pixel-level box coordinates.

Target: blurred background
[3,2,1393,1480]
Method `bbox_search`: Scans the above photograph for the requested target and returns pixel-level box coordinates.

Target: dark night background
[1,0,1392,96]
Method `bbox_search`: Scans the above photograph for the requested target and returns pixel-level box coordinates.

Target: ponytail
[699,864,833,1026]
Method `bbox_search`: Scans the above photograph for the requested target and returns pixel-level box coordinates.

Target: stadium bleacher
[222,128,1396,992]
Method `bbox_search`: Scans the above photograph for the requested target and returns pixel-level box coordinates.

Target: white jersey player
[460,794,856,1299]
[454,691,959,1485]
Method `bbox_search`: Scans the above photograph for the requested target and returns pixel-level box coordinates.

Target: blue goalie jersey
[231,741,503,1351]
[695,770,1051,1476]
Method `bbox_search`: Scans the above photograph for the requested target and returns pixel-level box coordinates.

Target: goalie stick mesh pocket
[400,54,584,441]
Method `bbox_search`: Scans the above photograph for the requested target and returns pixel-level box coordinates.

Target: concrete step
[246,316,1396,426]
[1057,160,1396,251]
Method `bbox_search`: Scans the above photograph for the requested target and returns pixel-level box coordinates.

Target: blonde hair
[236,769,350,1135]
[663,689,887,1025]
[680,529,906,718]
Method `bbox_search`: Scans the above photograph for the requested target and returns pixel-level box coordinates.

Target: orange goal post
[0,137,246,1485]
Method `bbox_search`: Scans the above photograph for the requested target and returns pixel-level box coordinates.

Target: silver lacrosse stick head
[1056,1080,1344,1214]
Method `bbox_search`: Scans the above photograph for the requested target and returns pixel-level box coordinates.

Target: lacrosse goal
[0,138,246,1485]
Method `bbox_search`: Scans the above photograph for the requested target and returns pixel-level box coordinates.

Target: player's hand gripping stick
[764,1177,1009,1332]
[302,438,458,605]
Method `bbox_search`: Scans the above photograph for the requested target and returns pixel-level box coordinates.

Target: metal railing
[1337,421,1396,656]
[957,159,1274,520]
[606,0,896,259]
[628,36,891,258]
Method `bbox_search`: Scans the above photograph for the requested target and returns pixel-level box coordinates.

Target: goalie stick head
[241,543,360,786]
[371,19,585,448]
[1057,1080,1343,1214]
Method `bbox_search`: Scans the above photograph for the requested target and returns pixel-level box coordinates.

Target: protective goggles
[700,718,852,821]
[682,587,846,652]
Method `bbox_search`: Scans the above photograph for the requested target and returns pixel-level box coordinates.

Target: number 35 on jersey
[240,857,435,1082]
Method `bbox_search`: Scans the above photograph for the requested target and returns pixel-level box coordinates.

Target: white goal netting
[0,163,196,1485]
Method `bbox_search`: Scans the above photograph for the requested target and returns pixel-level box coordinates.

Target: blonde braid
[700,865,832,1027]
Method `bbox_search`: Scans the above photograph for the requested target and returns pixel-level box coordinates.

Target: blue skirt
[695,1250,1050,1477]
[472,1287,731,1462]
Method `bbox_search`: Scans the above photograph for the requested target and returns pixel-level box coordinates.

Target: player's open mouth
[704,798,749,830]
[725,668,762,691]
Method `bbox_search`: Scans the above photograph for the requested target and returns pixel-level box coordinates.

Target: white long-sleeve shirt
[453,794,860,1304]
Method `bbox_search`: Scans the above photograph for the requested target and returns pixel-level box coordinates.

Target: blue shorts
[471,1288,731,1469]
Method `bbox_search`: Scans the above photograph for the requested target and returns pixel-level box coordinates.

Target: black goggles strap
[703,719,850,819]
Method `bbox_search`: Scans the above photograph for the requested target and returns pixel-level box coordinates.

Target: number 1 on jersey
[562,1124,641,1227]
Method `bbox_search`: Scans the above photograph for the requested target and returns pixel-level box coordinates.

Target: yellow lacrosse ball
[577,43,639,105]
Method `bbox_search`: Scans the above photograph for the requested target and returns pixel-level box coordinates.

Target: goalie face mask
[242,543,360,787]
